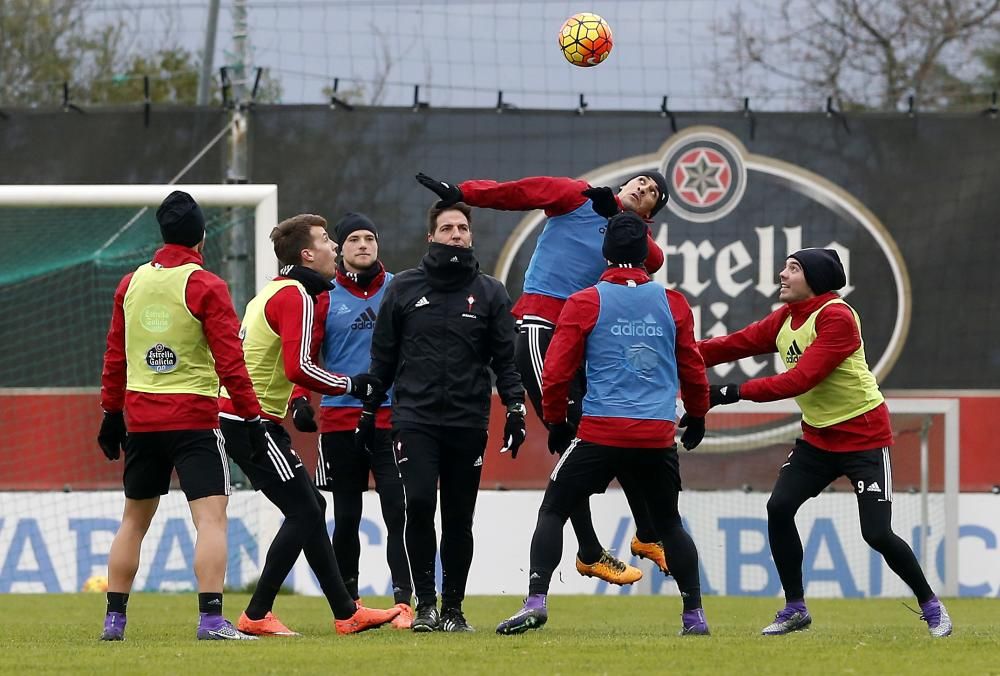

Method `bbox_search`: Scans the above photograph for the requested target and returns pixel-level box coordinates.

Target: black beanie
[602,212,649,265]
[334,212,378,248]
[625,171,670,217]
[156,191,205,247]
[789,248,847,295]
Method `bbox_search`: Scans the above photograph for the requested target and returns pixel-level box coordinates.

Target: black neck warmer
[420,242,479,291]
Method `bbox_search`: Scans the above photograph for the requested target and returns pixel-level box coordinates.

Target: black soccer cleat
[440,606,475,633]
[411,604,440,633]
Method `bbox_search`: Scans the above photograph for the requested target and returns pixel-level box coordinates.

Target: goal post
[0,184,279,593]
[0,184,279,293]
[682,397,959,597]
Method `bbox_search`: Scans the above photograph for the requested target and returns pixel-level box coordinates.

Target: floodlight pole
[226,0,250,189]
[197,0,221,106]
[223,0,256,310]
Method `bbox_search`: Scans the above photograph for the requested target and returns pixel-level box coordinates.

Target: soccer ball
[82,575,109,593]
[558,13,613,67]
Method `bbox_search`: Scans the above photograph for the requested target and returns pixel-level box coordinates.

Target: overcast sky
[86,0,997,112]
[89,0,767,110]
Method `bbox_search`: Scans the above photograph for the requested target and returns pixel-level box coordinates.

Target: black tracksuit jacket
[368,242,524,429]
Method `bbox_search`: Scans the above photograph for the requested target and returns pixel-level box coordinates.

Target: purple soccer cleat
[496,594,548,635]
[679,608,710,636]
[100,611,126,641]
[762,601,812,635]
[919,596,953,638]
[196,613,258,641]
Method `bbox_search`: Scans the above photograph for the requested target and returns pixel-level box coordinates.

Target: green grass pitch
[1,594,996,675]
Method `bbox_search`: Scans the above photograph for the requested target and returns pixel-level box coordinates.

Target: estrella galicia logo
[496,125,912,451]
[145,343,178,373]
[664,130,747,222]
[139,304,171,333]
[350,307,377,330]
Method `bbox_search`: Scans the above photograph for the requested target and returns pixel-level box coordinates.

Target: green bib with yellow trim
[775,298,884,427]
[220,278,301,418]
[123,262,219,397]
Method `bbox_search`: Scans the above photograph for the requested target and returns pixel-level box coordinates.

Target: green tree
[0,0,99,104]
[972,40,1000,97]
[85,47,209,105]
[0,0,280,106]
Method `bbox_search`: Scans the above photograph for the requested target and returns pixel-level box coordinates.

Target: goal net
[627,398,960,598]
[0,185,276,593]
[460,397,961,600]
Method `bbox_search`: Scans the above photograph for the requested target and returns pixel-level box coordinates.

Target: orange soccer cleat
[390,603,415,630]
[630,536,669,575]
[236,611,300,637]
[575,550,642,585]
[333,604,401,635]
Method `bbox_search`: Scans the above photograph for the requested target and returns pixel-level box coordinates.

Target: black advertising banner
[247,108,998,390]
[1,108,997,388]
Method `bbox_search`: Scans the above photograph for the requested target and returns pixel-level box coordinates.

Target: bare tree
[716,0,1000,110]
[320,24,396,106]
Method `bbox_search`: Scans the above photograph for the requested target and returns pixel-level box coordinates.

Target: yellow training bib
[775,298,883,427]
[220,278,301,418]
[123,263,218,397]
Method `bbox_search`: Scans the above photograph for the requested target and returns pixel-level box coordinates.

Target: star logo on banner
[680,152,723,199]
[674,148,732,207]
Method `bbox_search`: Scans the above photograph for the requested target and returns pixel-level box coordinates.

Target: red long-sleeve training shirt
[290,266,393,432]
[101,245,261,432]
[220,275,353,423]
[697,291,893,451]
[459,176,665,324]
[542,267,710,448]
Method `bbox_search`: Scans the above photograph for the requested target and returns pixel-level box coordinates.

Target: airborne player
[415,169,670,586]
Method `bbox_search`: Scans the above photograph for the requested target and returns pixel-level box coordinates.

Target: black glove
[290,396,318,433]
[245,417,270,461]
[97,410,126,461]
[710,383,741,408]
[500,410,526,459]
[416,172,463,208]
[354,410,377,453]
[348,373,382,403]
[582,186,621,218]
[677,414,706,450]
[547,421,577,455]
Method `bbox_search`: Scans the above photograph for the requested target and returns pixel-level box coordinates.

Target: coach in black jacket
[357,202,525,633]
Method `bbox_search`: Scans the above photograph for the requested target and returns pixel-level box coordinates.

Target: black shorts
[781,438,894,503]
[219,417,303,492]
[515,319,586,426]
[123,429,231,501]
[315,429,401,494]
[548,439,682,495]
